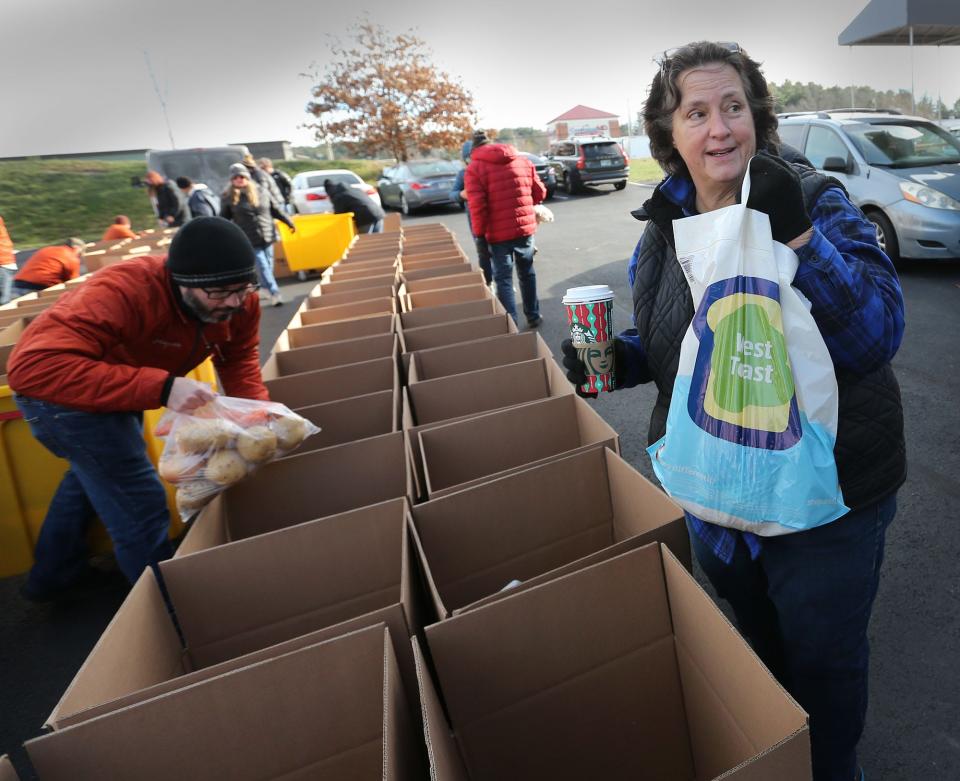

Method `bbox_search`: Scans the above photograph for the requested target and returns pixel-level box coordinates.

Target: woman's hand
[745,153,812,246]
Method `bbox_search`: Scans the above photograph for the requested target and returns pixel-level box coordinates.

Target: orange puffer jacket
[465,143,546,244]
[13,245,81,288]
[8,255,268,412]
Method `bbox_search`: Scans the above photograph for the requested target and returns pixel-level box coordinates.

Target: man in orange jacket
[102,215,138,241]
[9,238,85,299]
[9,217,269,601]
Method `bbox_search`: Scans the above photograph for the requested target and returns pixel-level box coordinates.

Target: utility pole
[143,50,176,148]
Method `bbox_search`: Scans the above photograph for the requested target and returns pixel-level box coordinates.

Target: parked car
[520,152,556,199]
[778,109,960,264]
[290,169,382,215]
[937,118,960,139]
[545,137,628,194]
[377,160,461,214]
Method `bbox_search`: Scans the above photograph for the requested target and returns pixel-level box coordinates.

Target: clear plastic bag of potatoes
[154,395,321,520]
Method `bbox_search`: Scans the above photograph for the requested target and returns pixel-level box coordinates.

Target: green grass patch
[629,158,664,184]
[0,158,390,248]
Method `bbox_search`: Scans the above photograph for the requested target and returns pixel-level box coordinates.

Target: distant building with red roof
[547,105,621,141]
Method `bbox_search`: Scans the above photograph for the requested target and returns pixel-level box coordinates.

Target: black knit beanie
[166,217,258,287]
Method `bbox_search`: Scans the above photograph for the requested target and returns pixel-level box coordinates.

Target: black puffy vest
[631,170,906,511]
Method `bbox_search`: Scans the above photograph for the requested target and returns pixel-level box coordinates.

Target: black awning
[839,0,960,46]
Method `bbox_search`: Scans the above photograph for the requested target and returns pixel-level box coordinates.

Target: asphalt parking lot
[2,186,959,778]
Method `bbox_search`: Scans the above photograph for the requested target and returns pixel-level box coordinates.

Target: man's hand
[745,152,812,246]
[561,339,599,399]
[167,378,216,413]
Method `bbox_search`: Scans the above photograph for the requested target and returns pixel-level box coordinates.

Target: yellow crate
[277,213,356,271]
[0,360,218,578]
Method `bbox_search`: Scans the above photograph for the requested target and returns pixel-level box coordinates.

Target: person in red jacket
[9,238,85,299]
[465,129,547,327]
[9,217,269,602]
[102,215,138,241]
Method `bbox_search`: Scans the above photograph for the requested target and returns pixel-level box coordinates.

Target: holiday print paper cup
[562,285,615,393]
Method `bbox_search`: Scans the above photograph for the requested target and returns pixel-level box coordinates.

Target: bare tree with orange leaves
[305,22,477,162]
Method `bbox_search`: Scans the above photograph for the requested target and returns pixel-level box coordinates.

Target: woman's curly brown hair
[643,41,779,177]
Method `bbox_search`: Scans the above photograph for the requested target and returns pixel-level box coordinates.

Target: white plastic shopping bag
[647,161,847,535]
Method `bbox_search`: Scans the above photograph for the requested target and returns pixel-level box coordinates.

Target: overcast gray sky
[2,0,958,157]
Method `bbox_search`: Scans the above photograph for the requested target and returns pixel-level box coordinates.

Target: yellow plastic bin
[0,360,218,578]
[277,213,356,271]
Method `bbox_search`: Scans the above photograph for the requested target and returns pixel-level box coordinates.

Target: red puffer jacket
[8,255,268,413]
[465,143,546,244]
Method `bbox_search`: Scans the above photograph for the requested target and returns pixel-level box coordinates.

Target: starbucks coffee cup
[562,285,615,393]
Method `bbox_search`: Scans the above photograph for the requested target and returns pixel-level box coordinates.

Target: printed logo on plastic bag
[689,275,801,450]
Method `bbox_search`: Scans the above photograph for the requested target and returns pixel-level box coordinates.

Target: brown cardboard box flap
[29,625,425,780]
[408,331,538,381]
[398,313,515,354]
[400,263,472,283]
[418,394,618,497]
[46,571,185,729]
[305,285,396,309]
[264,355,395,408]
[402,284,490,312]
[398,299,497,330]
[295,388,397,451]
[283,313,395,349]
[407,359,551,425]
[402,271,485,294]
[297,297,396,326]
[266,332,396,377]
[412,446,687,618]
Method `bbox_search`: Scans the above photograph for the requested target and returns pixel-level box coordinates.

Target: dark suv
[546,137,628,194]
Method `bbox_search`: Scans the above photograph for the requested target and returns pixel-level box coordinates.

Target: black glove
[744,152,811,245]
[561,338,621,399]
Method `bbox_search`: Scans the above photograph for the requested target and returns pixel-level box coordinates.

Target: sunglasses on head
[200,283,259,301]
[656,41,742,75]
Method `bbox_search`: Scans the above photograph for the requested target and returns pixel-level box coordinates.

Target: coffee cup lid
[562,285,614,305]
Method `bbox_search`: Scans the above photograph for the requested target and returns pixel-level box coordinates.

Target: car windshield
[582,142,623,159]
[407,161,458,178]
[304,173,359,189]
[524,153,547,165]
[844,122,960,168]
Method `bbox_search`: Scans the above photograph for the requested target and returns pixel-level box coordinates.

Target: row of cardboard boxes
[2,224,812,779]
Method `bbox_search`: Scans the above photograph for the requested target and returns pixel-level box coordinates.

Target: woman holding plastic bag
[561,42,904,781]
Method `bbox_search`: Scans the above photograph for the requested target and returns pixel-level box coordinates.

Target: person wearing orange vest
[0,215,14,267]
[102,215,138,241]
[9,238,85,299]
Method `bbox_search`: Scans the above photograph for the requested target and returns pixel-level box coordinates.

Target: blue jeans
[689,494,897,781]
[15,396,173,591]
[489,234,538,324]
[363,219,384,234]
[254,245,280,296]
[465,209,492,284]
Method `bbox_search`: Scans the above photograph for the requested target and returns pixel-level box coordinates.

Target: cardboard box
[279,313,395,350]
[177,431,411,555]
[398,313,516,354]
[32,625,425,779]
[398,298,500,330]
[46,498,420,727]
[411,446,689,618]
[417,394,619,499]
[406,330,552,382]
[320,268,398,286]
[400,263,472,283]
[294,297,396,327]
[405,358,569,426]
[400,255,466,271]
[263,355,396,409]
[295,388,398,451]
[400,270,485,294]
[264,332,396,376]
[401,283,490,312]
[416,543,811,781]
[305,285,396,309]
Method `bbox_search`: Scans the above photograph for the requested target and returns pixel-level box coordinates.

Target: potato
[205,449,248,485]
[176,419,235,454]
[236,425,278,463]
[176,480,218,512]
[272,415,309,451]
[158,451,202,483]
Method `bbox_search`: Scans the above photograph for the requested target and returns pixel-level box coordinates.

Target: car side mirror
[822,156,852,174]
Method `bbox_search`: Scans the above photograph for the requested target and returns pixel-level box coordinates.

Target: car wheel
[564,172,580,195]
[400,193,411,216]
[867,211,900,265]
[614,181,627,191]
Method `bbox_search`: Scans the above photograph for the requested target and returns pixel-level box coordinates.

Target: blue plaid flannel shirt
[620,174,905,563]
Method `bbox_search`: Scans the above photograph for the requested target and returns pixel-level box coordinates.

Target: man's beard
[181,288,242,323]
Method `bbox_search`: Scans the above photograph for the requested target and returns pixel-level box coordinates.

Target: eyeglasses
[656,41,742,76]
[200,284,259,301]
